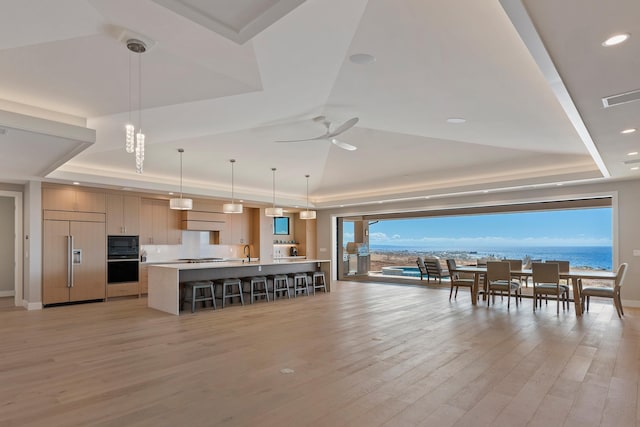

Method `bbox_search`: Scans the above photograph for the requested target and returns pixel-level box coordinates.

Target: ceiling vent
[602,89,640,108]
[623,159,640,165]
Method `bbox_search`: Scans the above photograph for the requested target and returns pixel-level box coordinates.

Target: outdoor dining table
[451,266,618,316]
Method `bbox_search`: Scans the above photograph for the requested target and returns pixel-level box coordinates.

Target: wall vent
[602,89,640,108]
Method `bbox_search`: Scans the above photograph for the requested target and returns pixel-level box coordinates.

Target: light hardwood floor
[1,282,638,426]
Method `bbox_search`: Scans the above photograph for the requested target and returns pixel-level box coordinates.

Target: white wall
[23,181,42,309]
[317,178,640,306]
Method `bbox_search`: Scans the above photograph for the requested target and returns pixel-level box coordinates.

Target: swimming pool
[381,266,421,278]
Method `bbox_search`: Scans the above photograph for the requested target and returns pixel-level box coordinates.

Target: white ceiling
[0,0,638,208]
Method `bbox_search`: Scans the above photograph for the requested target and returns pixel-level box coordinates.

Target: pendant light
[169,148,193,210]
[124,39,147,174]
[299,174,316,220]
[222,159,243,214]
[265,168,283,217]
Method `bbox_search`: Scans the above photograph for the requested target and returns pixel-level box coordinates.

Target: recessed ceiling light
[446,118,466,124]
[631,166,639,171]
[621,128,636,134]
[349,53,376,64]
[483,190,489,193]
[556,183,564,186]
[121,187,132,191]
[424,196,430,199]
[168,192,174,195]
[72,182,80,185]
[628,151,638,156]
[602,33,630,47]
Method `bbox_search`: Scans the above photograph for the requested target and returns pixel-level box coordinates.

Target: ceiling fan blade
[274,134,326,143]
[327,117,359,138]
[331,138,357,151]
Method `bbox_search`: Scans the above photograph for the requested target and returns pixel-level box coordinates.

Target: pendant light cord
[231,159,236,203]
[272,168,277,208]
[179,149,184,199]
[305,174,310,211]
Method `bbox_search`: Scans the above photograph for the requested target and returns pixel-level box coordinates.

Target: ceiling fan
[275,116,359,151]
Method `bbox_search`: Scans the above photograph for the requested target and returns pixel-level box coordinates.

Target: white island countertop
[151,258,329,270]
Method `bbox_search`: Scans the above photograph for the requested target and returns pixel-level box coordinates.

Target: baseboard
[622,299,640,308]
[0,290,15,297]
[22,300,43,310]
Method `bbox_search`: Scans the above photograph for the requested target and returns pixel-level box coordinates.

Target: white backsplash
[141,231,250,262]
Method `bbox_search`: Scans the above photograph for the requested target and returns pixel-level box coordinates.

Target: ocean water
[369,245,612,270]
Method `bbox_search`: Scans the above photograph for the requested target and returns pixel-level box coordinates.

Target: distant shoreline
[367,246,611,271]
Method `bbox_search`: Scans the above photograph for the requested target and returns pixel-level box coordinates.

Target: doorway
[0,191,23,307]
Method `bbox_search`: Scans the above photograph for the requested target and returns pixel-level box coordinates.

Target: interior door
[69,221,106,302]
[43,220,71,304]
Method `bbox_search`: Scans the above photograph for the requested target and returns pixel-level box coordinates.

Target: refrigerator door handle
[69,235,75,288]
[67,235,72,288]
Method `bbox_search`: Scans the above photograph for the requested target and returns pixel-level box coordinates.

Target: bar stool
[311,271,327,294]
[243,276,269,303]
[289,273,310,297]
[271,274,291,300]
[215,278,244,308]
[182,280,216,313]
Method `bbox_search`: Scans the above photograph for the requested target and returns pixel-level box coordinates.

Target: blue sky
[345,208,612,248]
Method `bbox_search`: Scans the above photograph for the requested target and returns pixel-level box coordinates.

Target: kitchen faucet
[243,244,251,263]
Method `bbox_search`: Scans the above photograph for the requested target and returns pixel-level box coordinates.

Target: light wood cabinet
[107,283,139,298]
[43,217,106,305]
[43,187,106,213]
[140,199,181,245]
[106,194,140,235]
[139,264,148,295]
[221,210,251,244]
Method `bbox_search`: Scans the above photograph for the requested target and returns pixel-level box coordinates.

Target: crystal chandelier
[265,168,283,217]
[124,39,147,174]
[222,159,243,214]
[299,174,316,220]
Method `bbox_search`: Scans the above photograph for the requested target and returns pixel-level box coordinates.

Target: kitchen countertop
[150,258,328,270]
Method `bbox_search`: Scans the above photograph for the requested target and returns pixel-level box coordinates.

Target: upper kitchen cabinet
[106,194,140,235]
[222,209,253,245]
[42,185,106,213]
[140,198,181,245]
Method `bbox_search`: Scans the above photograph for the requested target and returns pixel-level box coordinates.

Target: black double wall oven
[107,235,139,284]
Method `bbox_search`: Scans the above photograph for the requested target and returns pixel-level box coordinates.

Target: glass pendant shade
[222,159,243,214]
[125,124,135,153]
[300,174,316,220]
[169,148,192,210]
[265,167,282,217]
[135,131,145,174]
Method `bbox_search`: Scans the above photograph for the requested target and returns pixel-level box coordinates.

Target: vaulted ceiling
[0,0,638,209]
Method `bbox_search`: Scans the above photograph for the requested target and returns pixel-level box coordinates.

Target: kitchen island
[148,259,331,315]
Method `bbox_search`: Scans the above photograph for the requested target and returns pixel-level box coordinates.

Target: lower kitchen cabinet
[106,282,139,298]
[139,264,148,296]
